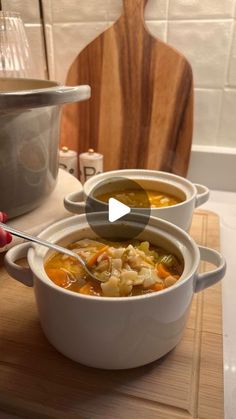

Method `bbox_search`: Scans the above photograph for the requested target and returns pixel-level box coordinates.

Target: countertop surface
[0,177,235,419]
[201,190,236,419]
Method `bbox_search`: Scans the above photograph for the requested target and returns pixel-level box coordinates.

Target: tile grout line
[38,0,50,80]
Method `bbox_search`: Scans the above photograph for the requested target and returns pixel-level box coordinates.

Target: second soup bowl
[64,170,210,231]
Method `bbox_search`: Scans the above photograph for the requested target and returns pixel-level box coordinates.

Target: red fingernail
[2,212,8,222]
[0,231,12,246]
[5,232,12,244]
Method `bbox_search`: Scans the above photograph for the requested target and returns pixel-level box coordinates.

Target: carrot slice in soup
[46,268,69,286]
[87,245,109,267]
[156,263,171,279]
[150,282,164,291]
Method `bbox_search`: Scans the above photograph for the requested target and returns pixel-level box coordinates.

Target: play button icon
[108,198,130,222]
[85,176,151,239]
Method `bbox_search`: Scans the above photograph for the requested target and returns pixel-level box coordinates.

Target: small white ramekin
[64,169,209,231]
[4,212,225,369]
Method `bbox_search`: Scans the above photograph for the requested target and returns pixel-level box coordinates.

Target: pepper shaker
[79,149,103,184]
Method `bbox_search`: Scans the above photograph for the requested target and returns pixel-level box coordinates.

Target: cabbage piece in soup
[45,239,183,297]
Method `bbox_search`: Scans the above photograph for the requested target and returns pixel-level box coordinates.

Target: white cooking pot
[0,78,91,219]
[4,213,226,369]
[64,170,209,231]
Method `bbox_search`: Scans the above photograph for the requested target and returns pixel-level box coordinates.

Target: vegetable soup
[96,189,182,208]
[45,239,184,297]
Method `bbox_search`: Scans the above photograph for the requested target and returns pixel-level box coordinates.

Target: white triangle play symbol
[108,198,131,222]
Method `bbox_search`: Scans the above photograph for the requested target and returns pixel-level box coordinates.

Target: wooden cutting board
[60,0,193,176]
[0,210,223,419]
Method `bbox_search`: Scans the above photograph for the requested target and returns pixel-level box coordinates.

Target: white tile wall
[145,21,167,42]
[51,22,109,82]
[2,0,236,149]
[218,89,236,146]
[107,0,168,21]
[1,0,41,23]
[193,89,222,145]
[47,0,110,22]
[228,22,236,86]
[168,0,235,19]
[143,0,168,20]
[167,20,232,88]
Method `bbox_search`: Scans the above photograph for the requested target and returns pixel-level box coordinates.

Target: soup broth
[96,189,182,208]
[45,239,184,297]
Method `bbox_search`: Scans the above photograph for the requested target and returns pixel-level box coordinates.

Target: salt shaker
[79,148,103,184]
[59,146,78,178]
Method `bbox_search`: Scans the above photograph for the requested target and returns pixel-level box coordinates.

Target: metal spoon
[0,222,102,283]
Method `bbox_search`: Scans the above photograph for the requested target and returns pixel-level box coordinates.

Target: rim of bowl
[0,77,59,92]
[28,213,200,302]
[83,169,197,210]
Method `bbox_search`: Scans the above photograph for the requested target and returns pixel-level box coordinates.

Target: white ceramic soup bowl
[64,169,210,231]
[4,213,225,370]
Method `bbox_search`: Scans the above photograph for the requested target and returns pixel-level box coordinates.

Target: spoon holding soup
[0,222,103,283]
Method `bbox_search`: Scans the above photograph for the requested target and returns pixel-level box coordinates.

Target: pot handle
[194,245,226,293]
[194,183,210,208]
[4,242,34,287]
[64,190,86,214]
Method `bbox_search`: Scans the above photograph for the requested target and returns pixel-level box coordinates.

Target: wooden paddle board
[61,0,193,176]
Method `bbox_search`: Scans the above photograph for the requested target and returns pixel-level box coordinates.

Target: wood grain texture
[60,0,193,177]
[0,210,223,419]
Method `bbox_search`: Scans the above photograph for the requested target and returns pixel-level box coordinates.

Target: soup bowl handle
[4,242,34,287]
[194,184,210,208]
[194,245,226,293]
[64,191,86,214]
